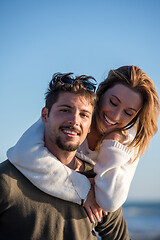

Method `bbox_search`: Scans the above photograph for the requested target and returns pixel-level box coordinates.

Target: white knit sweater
[7,119,139,211]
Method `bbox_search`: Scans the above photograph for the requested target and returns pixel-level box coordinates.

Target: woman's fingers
[84,185,103,223]
[91,206,103,222]
[84,205,95,223]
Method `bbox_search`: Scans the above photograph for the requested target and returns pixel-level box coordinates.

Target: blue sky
[1,0,160,202]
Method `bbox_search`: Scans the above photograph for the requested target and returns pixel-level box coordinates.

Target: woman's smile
[103,114,118,126]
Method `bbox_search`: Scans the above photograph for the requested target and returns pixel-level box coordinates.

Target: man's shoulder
[0,160,16,174]
[0,160,12,171]
[0,159,23,185]
[0,160,16,201]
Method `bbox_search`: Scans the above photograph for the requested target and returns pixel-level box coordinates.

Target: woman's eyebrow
[111,95,120,102]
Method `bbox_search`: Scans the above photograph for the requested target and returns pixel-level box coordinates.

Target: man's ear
[41,107,48,123]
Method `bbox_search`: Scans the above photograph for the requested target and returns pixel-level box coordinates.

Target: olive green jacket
[0,160,129,240]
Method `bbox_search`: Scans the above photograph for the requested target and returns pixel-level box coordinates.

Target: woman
[7,65,159,223]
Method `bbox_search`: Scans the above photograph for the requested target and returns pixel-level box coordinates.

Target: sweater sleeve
[94,139,139,212]
[7,119,91,205]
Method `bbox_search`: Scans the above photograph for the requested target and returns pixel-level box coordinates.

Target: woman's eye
[110,99,117,106]
[125,111,132,117]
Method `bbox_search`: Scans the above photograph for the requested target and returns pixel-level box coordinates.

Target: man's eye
[110,99,117,106]
[60,109,69,112]
[80,113,88,118]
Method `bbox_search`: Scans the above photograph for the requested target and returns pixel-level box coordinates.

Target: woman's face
[98,84,143,134]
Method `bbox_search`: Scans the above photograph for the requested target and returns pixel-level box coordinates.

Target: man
[0,73,129,240]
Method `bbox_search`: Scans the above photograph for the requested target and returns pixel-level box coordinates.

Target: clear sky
[1,0,160,202]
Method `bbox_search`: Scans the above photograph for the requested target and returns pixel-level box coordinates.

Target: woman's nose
[112,109,122,121]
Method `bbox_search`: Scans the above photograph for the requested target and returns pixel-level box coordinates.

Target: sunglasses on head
[52,74,97,92]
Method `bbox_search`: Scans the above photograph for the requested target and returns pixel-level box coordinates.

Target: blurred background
[1,0,160,239]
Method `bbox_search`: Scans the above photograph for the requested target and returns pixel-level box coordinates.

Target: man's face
[42,92,93,154]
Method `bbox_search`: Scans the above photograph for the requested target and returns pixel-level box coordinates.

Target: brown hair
[45,72,97,116]
[94,65,160,159]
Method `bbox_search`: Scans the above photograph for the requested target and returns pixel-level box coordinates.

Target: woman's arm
[94,139,139,212]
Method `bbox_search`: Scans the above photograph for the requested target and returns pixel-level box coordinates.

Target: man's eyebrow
[111,95,138,112]
[57,104,92,114]
[81,109,92,115]
[57,104,72,108]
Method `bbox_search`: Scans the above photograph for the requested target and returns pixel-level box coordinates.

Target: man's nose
[68,113,80,125]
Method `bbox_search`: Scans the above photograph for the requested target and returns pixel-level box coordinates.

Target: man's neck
[52,148,84,171]
[55,150,84,172]
[55,150,76,167]
[44,139,77,168]
[44,136,85,171]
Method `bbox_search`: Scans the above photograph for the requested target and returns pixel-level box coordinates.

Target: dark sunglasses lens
[61,77,74,84]
[59,76,96,92]
[82,82,96,92]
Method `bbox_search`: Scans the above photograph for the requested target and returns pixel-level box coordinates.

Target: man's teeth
[63,130,78,135]
[104,115,117,125]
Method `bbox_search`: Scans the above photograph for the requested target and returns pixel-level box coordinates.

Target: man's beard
[56,136,80,152]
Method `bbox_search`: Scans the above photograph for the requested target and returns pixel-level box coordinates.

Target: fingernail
[98,218,102,222]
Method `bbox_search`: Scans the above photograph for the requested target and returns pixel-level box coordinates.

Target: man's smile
[60,126,81,136]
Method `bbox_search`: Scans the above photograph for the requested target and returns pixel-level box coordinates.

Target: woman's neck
[87,127,101,151]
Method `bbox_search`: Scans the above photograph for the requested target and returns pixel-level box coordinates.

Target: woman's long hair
[94,65,159,159]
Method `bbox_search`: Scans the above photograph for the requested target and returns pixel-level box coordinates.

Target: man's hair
[45,72,97,116]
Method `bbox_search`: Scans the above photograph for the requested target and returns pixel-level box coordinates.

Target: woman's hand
[84,184,102,223]
[84,178,107,223]
[104,130,127,144]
